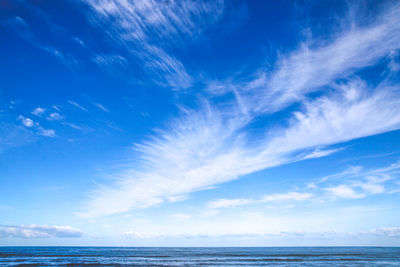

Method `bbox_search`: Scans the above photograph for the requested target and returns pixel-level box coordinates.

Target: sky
[1,0,400,246]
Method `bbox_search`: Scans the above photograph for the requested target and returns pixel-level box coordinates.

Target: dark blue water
[0,247,399,266]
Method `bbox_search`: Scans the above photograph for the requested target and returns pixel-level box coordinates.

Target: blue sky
[1,0,400,246]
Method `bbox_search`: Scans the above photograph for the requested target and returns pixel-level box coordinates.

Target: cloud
[208,198,253,209]
[82,83,400,217]
[369,227,400,237]
[124,231,158,239]
[52,105,61,111]
[208,192,312,209]
[0,123,36,153]
[47,112,64,121]
[169,213,190,220]
[0,224,82,238]
[83,0,225,88]
[3,1,230,88]
[265,81,400,154]
[81,2,400,218]
[206,2,400,118]
[298,148,343,160]
[388,50,400,72]
[123,227,400,240]
[17,115,34,127]
[68,100,87,111]
[356,182,385,195]
[93,103,109,112]
[306,160,400,199]
[239,3,400,115]
[208,160,400,210]
[16,115,56,138]
[62,122,82,130]
[324,185,365,199]
[31,107,46,116]
[38,128,56,137]
[83,77,400,218]
[4,16,77,66]
[92,54,128,75]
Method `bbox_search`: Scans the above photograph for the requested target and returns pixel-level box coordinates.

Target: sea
[0,247,399,266]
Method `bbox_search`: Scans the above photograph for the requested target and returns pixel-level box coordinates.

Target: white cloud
[47,112,63,121]
[82,82,400,217]
[39,128,56,137]
[261,192,312,202]
[357,183,385,194]
[124,231,159,239]
[299,148,343,160]
[0,123,35,153]
[52,105,61,111]
[388,50,400,72]
[31,107,46,116]
[369,227,400,237]
[93,103,109,112]
[68,100,87,111]
[92,54,128,76]
[265,81,400,154]
[243,3,400,114]
[17,115,34,127]
[4,16,77,66]
[169,213,190,220]
[84,80,400,218]
[16,115,56,138]
[62,122,82,130]
[122,226,400,240]
[209,160,400,210]
[208,198,253,209]
[307,161,400,199]
[208,192,312,209]
[324,185,365,199]
[0,224,82,238]
[81,3,400,218]
[83,0,225,88]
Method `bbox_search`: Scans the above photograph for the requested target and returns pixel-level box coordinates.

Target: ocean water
[0,247,399,266]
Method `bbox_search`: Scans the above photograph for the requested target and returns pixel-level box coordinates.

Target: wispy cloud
[93,103,109,112]
[265,80,400,154]
[82,80,400,218]
[4,16,77,66]
[206,159,400,211]
[208,192,312,209]
[209,3,400,115]
[124,231,156,239]
[322,166,399,202]
[324,185,365,199]
[0,224,82,238]
[91,54,128,76]
[123,227,400,240]
[309,160,400,196]
[0,123,35,153]
[62,122,83,130]
[52,105,61,111]
[68,100,88,111]
[81,3,400,218]
[368,227,400,237]
[169,213,191,221]
[298,147,344,160]
[83,0,225,88]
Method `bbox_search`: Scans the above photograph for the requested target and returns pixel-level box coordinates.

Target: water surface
[1,246,399,266]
